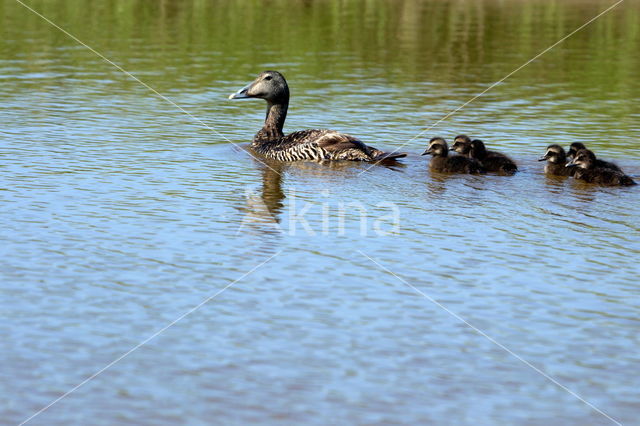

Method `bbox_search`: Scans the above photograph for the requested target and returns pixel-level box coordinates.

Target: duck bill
[538,155,548,162]
[228,82,254,99]
[565,159,577,168]
[421,147,432,156]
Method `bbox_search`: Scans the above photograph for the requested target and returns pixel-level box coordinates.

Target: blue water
[2,0,640,424]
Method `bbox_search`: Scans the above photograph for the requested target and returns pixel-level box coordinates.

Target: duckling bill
[229,71,406,162]
[567,149,636,186]
[423,137,484,174]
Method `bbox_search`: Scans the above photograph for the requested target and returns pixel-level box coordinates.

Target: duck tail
[371,151,407,162]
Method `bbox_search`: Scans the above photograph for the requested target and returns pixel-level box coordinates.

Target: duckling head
[229,70,290,104]
[451,134,472,154]
[567,149,596,169]
[568,142,586,160]
[539,144,567,164]
[469,139,487,158]
[423,137,448,157]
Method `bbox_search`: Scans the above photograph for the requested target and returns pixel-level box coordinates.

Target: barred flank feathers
[254,129,405,162]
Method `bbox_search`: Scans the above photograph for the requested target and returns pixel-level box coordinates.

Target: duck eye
[264,75,272,81]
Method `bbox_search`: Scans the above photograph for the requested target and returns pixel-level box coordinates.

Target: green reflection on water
[2,0,639,148]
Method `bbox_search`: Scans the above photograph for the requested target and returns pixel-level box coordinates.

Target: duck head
[469,139,487,159]
[423,137,448,157]
[567,142,586,160]
[539,144,567,164]
[451,134,472,155]
[566,149,596,169]
[229,70,290,104]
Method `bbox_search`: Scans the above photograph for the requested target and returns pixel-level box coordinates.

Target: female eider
[468,139,518,174]
[539,144,576,176]
[229,71,406,162]
[423,137,484,174]
[568,142,621,171]
[568,149,636,186]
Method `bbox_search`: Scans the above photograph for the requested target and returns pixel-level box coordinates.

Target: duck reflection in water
[237,161,286,235]
[238,156,406,235]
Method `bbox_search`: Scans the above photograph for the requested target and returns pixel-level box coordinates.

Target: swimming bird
[567,142,621,171]
[468,139,517,174]
[538,144,576,176]
[228,71,406,162]
[423,137,484,174]
[450,134,472,156]
[567,149,635,186]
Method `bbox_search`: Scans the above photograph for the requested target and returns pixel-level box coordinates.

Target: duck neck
[255,100,288,143]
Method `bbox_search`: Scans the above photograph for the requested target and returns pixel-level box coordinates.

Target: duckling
[229,71,406,162]
[567,149,636,186]
[538,144,576,176]
[450,134,472,156]
[468,139,518,174]
[568,142,621,171]
[422,137,484,174]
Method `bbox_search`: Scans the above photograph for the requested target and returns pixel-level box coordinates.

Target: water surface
[1,0,639,424]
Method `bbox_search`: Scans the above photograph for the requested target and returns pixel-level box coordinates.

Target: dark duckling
[568,142,621,171]
[538,144,576,176]
[423,137,484,174]
[568,149,636,186]
[229,71,406,162]
[450,134,472,156]
[468,139,518,174]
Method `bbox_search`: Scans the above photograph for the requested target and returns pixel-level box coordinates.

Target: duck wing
[313,130,406,161]
[595,159,622,172]
[485,150,518,174]
[262,129,405,162]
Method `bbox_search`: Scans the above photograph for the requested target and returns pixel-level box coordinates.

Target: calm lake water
[1,0,639,424]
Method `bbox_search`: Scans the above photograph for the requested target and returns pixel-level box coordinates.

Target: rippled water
[2,0,640,424]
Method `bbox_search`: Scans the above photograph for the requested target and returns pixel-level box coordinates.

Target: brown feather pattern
[231,71,405,163]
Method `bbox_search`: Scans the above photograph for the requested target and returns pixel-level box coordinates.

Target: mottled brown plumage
[568,142,621,172]
[229,71,406,162]
[539,144,576,176]
[423,137,484,174]
[469,139,517,174]
[568,149,635,186]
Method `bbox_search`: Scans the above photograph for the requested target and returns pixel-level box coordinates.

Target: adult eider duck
[567,149,636,186]
[567,142,621,171]
[468,139,517,174]
[450,134,472,156]
[228,71,406,162]
[423,137,484,174]
[538,144,576,176]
